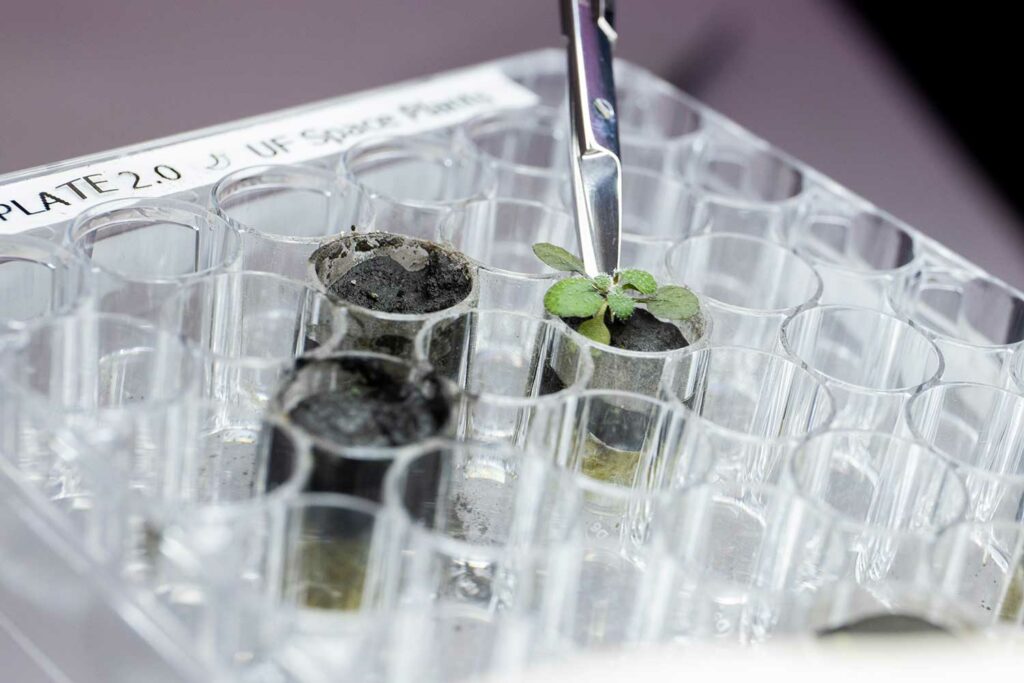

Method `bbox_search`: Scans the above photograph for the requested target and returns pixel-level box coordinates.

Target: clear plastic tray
[2,49,1022,682]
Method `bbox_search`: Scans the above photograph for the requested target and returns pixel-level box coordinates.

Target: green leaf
[592,274,612,292]
[532,243,587,274]
[606,290,636,321]
[645,285,700,320]
[617,269,658,295]
[578,315,611,346]
[543,278,605,318]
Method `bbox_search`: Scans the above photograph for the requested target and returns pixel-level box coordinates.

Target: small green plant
[532,242,699,345]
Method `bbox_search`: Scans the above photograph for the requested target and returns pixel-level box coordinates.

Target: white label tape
[0,66,539,234]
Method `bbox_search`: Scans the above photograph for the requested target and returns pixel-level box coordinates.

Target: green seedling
[532,242,699,345]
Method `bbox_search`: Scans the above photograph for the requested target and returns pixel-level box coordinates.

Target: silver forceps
[561,0,622,276]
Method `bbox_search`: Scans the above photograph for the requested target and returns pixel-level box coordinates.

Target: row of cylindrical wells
[4,219,1024,667]
[4,306,1024,663]
[3,148,1024,390]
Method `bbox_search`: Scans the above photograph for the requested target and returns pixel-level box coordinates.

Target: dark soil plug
[271,354,452,501]
[288,355,449,448]
[329,250,472,315]
[567,308,688,353]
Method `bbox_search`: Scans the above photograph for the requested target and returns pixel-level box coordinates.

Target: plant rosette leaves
[616,269,657,295]
[645,285,700,321]
[578,315,611,345]
[543,278,605,318]
[532,243,587,275]
[606,291,636,321]
[532,242,700,345]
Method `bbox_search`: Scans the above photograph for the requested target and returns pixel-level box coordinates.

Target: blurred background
[1,0,1021,289]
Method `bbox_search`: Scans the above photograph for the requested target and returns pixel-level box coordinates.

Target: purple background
[2,1,1021,286]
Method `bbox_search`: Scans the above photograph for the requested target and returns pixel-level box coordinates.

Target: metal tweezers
[562,0,622,276]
